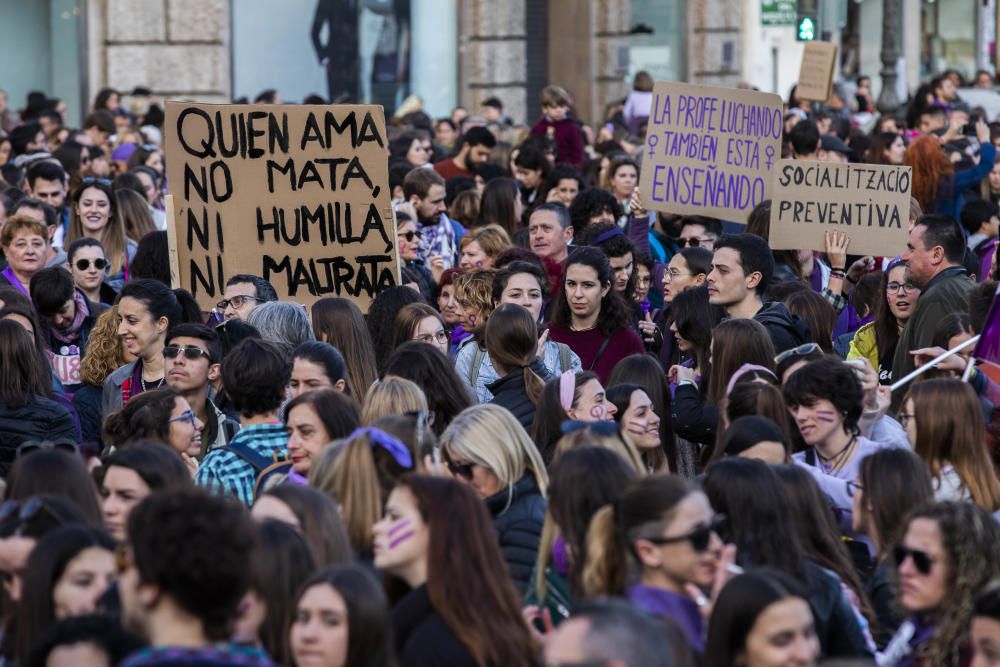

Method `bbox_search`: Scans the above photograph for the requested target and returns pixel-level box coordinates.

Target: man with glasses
[677,215,721,251]
[218,274,277,321]
[164,324,239,459]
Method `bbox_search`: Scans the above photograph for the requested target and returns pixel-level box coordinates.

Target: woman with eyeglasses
[66,179,135,291]
[584,474,733,657]
[900,379,1000,511]
[704,457,873,658]
[102,387,203,464]
[282,389,359,480]
[440,404,548,593]
[882,501,1000,667]
[393,302,450,358]
[851,448,934,649]
[849,259,921,385]
[373,475,539,666]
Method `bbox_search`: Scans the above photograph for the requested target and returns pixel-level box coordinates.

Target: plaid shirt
[822,286,848,314]
[195,423,288,506]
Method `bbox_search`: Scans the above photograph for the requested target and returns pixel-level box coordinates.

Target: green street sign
[761,0,797,26]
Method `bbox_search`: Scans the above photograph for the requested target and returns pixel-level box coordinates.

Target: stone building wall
[461,0,529,125]
[686,0,743,87]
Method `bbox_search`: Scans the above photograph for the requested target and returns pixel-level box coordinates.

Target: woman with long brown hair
[66,179,134,290]
[311,297,378,398]
[848,259,921,385]
[115,188,157,244]
[393,302,450,358]
[901,378,1000,510]
[373,474,539,666]
[904,121,995,219]
[483,303,547,430]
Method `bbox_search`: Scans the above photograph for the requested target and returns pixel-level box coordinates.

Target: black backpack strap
[805,448,817,467]
[587,336,612,371]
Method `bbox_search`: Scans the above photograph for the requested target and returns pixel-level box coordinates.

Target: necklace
[817,436,857,473]
[140,376,164,392]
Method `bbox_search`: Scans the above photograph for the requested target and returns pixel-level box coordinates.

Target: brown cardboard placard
[637,81,784,223]
[768,159,911,256]
[796,41,838,102]
[164,102,398,313]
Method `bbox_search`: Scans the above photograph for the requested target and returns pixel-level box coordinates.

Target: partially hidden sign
[796,41,838,102]
[638,81,783,223]
[768,160,911,256]
[164,102,398,313]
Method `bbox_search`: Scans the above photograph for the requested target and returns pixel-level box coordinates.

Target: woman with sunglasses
[882,501,1000,667]
[102,387,203,464]
[67,238,117,306]
[373,475,539,666]
[440,404,548,593]
[395,210,435,300]
[66,179,134,291]
[584,475,733,657]
[849,259,921,385]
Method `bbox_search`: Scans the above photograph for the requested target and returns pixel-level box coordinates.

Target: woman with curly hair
[882,501,1000,666]
[72,305,133,445]
[904,122,996,219]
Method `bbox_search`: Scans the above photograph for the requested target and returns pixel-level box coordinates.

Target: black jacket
[485,474,546,593]
[0,396,78,476]
[486,358,548,432]
[754,301,811,354]
[806,562,873,658]
[405,259,437,303]
[72,384,104,446]
[393,584,477,667]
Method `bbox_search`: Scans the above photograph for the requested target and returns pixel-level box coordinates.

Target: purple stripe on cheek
[815,409,836,423]
[388,519,412,538]
[389,531,416,549]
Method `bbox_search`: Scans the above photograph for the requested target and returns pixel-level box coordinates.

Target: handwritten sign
[638,81,784,223]
[769,160,911,256]
[164,102,398,313]
[797,41,838,102]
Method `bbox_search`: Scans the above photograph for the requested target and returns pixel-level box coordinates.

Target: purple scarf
[1,267,29,297]
[51,291,90,345]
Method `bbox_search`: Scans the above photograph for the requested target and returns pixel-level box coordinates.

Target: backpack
[468,343,573,388]
[226,441,292,501]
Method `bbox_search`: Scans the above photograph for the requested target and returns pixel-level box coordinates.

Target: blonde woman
[359,377,428,426]
[440,404,548,592]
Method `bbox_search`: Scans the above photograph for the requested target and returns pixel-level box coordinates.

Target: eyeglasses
[167,410,197,428]
[893,545,936,576]
[414,330,449,345]
[15,439,79,458]
[898,412,916,429]
[774,342,822,366]
[397,230,423,242]
[678,237,714,248]
[641,515,727,553]
[663,269,692,282]
[74,258,108,272]
[887,281,917,294]
[216,295,263,311]
[163,345,212,361]
[80,177,112,187]
[0,497,72,536]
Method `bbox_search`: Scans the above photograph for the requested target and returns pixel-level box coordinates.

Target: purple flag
[974,283,1000,367]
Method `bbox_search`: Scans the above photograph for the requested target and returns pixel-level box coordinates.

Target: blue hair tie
[592,227,625,245]
[350,427,414,469]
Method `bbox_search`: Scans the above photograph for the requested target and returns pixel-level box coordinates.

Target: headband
[725,363,777,397]
[349,427,414,469]
[592,227,625,245]
[559,370,575,412]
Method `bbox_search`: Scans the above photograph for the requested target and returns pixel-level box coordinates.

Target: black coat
[754,301,811,354]
[72,384,104,446]
[0,396,78,476]
[485,474,546,593]
[393,584,477,667]
[486,359,548,432]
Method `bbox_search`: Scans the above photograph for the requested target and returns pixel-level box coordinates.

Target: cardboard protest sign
[796,41,838,102]
[164,102,398,313]
[768,159,911,257]
[638,82,784,223]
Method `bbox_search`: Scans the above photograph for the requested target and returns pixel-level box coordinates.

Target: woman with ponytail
[484,303,549,431]
[582,475,733,657]
[532,370,618,462]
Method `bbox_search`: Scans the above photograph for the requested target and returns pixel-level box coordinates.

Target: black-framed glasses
[893,545,936,576]
[80,177,112,187]
[847,480,864,498]
[216,295,262,311]
[442,451,475,480]
[74,258,109,272]
[898,412,916,429]
[15,439,79,459]
[678,237,714,248]
[397,230,422,242]
[167,410,197,428]
[163,345,212,361]
[887,281,917,294]
[640,515,727,553]
[774,342,822,366]
[414,330,449,345]
[0,497,72,535]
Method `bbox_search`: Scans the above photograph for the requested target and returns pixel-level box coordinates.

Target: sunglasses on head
[80,177,112,187]
[15,439,79,459]
[893,545,936,575]
[163,344,212,361]
[0,497,72,536]
[774,342,822,366]
[641,515,727,553]
[75,258,108,272]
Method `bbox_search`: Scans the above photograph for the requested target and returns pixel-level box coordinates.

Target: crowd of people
[0,68,999,667]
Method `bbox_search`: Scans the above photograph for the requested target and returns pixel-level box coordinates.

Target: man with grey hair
[543,598,692,667]
[246,301,314,349]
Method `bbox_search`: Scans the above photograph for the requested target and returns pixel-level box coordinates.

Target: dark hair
[222,339,290,417]
[165,323,222,364]
[25,161,65,191]
[213,318,260,357]
[366,286,424,374]
[916,213,967,265]
[389,133,420,163]
[284,389,360,448]
[17,527,116,663]
[720,383,793,453]
[857,447,934,560]
[680,215,723,238]
[249,519,316,666]
[705,569,812,667]
[607,354,677,472]
[128,230,169,283]
[931,312,973,352]
[868,131,904,165]
[5,449,103,525]
[974,582,1000,621]
[718,415,787,457]
[531,371,600,460]
[669,285,717,380]
[477,177,522,235]
[311,297,377,396]
[529,201,573,230]
[569,188,623,238]
[676,245,714,278]
[101,440,193,493]
[27,613,145,667]
[112,172,146,200]
[102,386,179,448]
[66,237,106,265]
[463,126,497,149]
[789,120,820,156]
[551,246,632,337]
[970,280,997,333]
[782,356,864,436]
[0,319,52,406]
[583,221,635,259]
[293,565,396,667]
[513,145,551,183]
[260,485,354,567]
[712,233,775,297]
[564,597,692,667]
[485,304,545,405]
[117,279,183,330]
[785,290,836,353]
[293,341,347,385]
[707,319,776,407]
[29,267,75,317]
[382,342,472,435]
[0,495,88,541]
[10,198,58,231]
[492,261,551,305]
[127,490,258,642]
[225,274,278,303]
[542,167,585,202]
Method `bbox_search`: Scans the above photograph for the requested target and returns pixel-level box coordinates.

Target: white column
[410,0,457,118]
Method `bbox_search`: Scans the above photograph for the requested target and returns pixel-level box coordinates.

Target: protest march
[2,21,1000,667]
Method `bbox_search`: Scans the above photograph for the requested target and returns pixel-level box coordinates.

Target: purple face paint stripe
[815,409,836,423]
[389,531,416,549]
[388,519,412,538]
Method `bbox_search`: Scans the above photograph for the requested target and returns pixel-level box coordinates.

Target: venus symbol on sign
[647,134,659,159]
